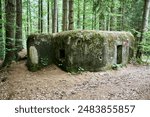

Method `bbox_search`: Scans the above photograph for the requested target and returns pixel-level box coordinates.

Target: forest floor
[0,61,150,100]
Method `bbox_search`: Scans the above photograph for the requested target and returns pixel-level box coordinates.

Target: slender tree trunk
[121,0,125,30]
[52,0,58,33]
[57,10,59,32]
[47,0,50,32]
[83,0,85,29]
[62,0,68,31]
[77,0,80,29]
[68,0,74,30]
[29,0,32,33]
[104,15,107,30]
[0,0,4,60]
[107,13,111,31]
[38,0,41,33]
[99,14,101,30]
[110,0,116,31]
[16,0,23,52]
[40,0,43,33]
[51,1,53,32]
[141,0,150,32]
[51,0,53,33]
[92,0,94,30]
[136,0,150,58]
[94,9,96,29]
[3,0,16,66]
[27,0,29,35]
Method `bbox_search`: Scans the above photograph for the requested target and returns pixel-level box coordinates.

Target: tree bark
[62,0,68,31]
[68,0,74,30]
[77,0,80,29]
[0,0,4,60]
[47,0,50,32]
[83,0,85,29]
[136,0,150,58]
[38,0,41,33]
[40,0,43,33]
[92,0,94,30]
[16,0,23,52]
[110,0,116,31]
[29,0,32,33]
[94,8,97,29]
[3,0,16,66]
[38,0,43,33]
[27,0,29,35]
[121,0,125,30]
[52,0,58,33]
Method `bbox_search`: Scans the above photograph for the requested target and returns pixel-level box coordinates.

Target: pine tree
[16,0,23,52]
[77,0,80,29]
[40,0,43,33]
[62,0,68,31]
[136,0,150,59]
[83,0,86,29]
[52,0,58,33]
[3,0,16,66]
[68,0,74,30]
[47,0,50,32]
[0,0,4,60]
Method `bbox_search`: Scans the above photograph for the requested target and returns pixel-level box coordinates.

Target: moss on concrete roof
[53,30,134,42]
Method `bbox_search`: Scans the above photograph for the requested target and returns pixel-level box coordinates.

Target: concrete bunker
[53,30,135,72]
[27,34,53,71]
[27,30,135,72]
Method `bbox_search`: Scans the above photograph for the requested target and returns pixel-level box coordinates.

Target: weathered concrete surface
[27,30,135,72]
[53,30,135,72]
[27,34,53,71]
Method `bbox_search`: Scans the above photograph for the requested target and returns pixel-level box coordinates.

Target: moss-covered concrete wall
[53,30,106,72]
[53,30,135,72]
[27,34,53,71]
[99,31,135,68]
[27,30,135,72]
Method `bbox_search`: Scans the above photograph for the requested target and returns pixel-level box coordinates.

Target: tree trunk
[27,0,29,35]
[121,0,125,30]
[38,0,43,33]
[62,0,68,31]
[40,0,43,33]
[52,0,58,33]
[110,0,116,31]
[29,0,32,33]
[0,0,4,60]
[38,0,41,33]
[47,0,50,32]
[83,0,85,29]
[16,0,23,52]
[77,0,80,29]
[57,10,59,32]
[94,8,97,29]
[68,0,74,30]
[136,0,150,58]
[92,0,94,30]
[3,0,16,66]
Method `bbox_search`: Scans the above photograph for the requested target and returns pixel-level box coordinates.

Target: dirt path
[0,61,150,100]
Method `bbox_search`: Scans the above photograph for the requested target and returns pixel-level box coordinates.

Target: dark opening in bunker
[59,49,65,59]
[117,45,122,64]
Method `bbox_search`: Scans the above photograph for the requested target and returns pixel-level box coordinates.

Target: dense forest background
[0,0,150,67]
